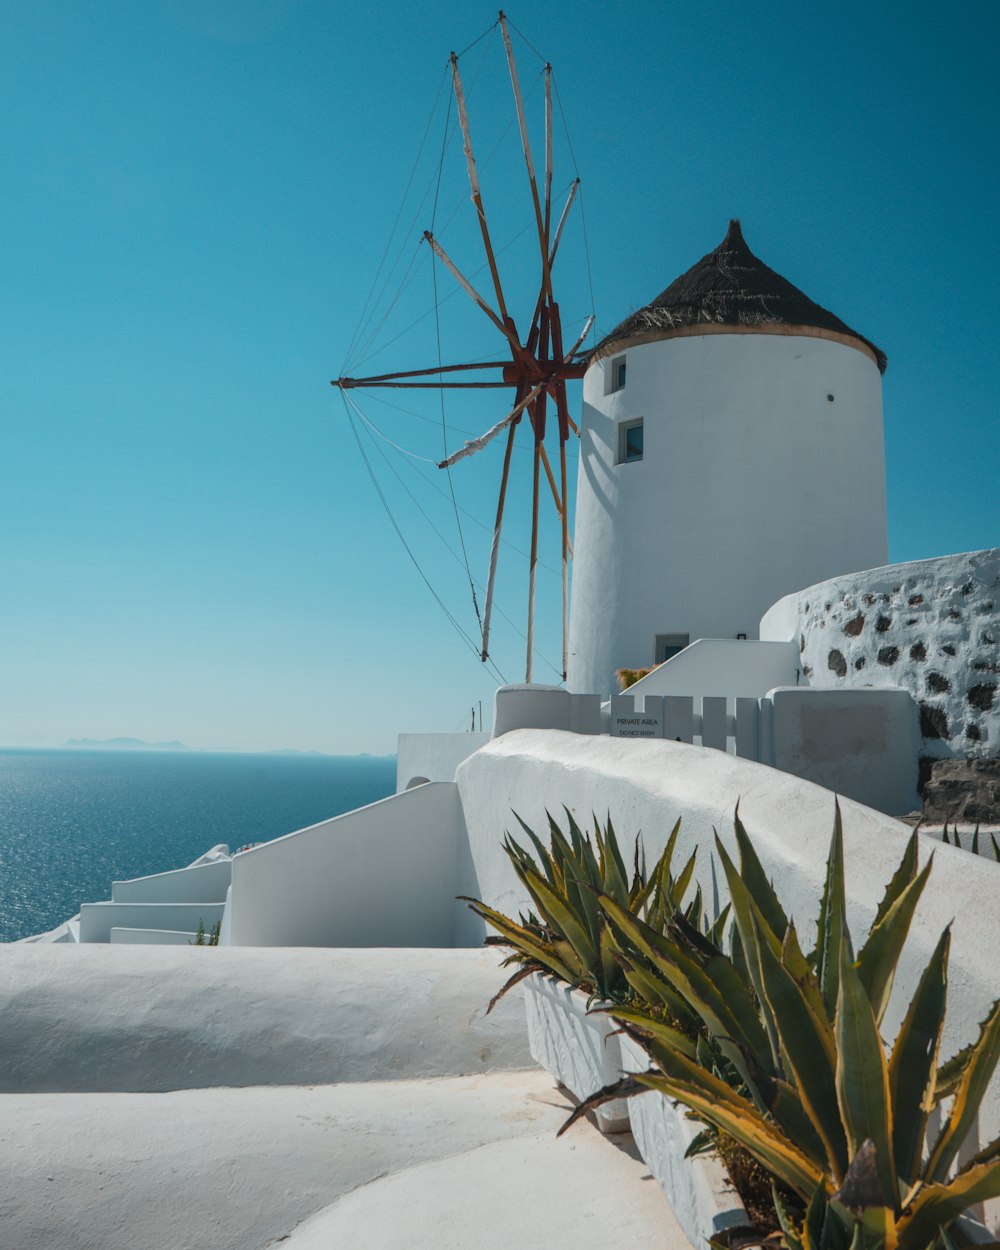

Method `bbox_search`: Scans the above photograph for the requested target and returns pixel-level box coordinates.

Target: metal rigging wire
[340,390,508,685]
[347,392,564,679]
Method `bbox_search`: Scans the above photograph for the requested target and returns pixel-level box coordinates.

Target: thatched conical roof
[588,220,886,373]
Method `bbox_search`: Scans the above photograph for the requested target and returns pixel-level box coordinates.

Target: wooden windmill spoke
[559,426,569,680]
[478,314,540,659]
[527,430,541,683]
[543,66,553,244]
[480,416,518,662]
[499,14,552,305]
[335,360,511,389]
[437,381,548,469]
[538,442,573,549]
[423,231,524,359]
[548,178,580,271]
[565,314,595,361]
[450,52,511,327]
[548,303,571,682]
[526,178,580,337]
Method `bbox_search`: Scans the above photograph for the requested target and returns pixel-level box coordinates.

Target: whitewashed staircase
[30,845,232,945]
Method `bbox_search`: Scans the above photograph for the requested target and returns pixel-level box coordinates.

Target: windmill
[334,12,592,685]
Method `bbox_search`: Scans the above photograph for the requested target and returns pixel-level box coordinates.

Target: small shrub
[191,919,221,946]
[616,667,653,690]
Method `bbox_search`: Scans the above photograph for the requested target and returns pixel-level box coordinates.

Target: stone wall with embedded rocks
[760,548,1000,771]
[921,758,1000,824]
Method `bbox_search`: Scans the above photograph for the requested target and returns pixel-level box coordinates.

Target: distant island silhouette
[59,738,394,757]
[64,737,190,752]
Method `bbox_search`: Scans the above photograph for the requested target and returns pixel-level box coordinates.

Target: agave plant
[461,808,700,1005]
[941,821,1000,863]
[589,807,1000,1250]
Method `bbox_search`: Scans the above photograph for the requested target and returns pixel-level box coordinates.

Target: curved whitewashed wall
[568,333,887,696]
[456,727,1000,1226]
[0,946,531,1092]
[761,547,1000,762]
[227,783,471,947]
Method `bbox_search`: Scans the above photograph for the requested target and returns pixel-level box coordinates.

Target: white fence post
[702,697,727,751]
[663,696,694,743]
[734,698,760,760]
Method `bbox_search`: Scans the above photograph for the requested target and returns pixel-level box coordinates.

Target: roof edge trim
[584,321,882,370]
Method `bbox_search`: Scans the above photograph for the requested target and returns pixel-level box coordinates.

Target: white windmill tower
[568,219,888,697]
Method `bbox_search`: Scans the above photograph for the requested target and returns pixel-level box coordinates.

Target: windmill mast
[333,12,591,684]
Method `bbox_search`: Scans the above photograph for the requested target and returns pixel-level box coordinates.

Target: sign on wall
[610,694,664,738]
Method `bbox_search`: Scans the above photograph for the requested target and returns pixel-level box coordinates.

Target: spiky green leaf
[898,1159,1000,1250]
[733,805,789,939]
[755,911,847,1181]
[834,947,897,1210]
[815,802,852,1018]
[871,829,919,931]
[887,926,950,1186]
[855,856,933,1026]
[925,998,1000,1184]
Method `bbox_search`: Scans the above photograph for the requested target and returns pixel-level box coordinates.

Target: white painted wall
[761,547,1000,760]
[492,685,602,737]
[110,927,198,945]
[227,782,471,947]
[79,901,225,943]
[456,727,1000,1227]
[568,333,888,696]
[765,686,920,814]
[396,732,491,792]
[0,945,532,1092]
[111,859,231,904]
[625,639,801,705]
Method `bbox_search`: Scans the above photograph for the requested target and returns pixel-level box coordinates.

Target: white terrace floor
[1,1073,681,1249]
[0,945,686,1249]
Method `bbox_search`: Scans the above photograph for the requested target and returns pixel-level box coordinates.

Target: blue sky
[1,0,997,753]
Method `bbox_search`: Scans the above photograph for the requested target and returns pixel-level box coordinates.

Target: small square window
[609,354,627,393]
[655,633,689,664]
[618,418,643,464]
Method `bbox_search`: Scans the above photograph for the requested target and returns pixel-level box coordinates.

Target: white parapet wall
[396,732,491,792]
[609,681,919,816]
[623,638,800,704]
[761,546,1000,761]
[492,685,602,737]
[0,945,533,1093]
[455,726,1000,1226]
[226,782,471,947]
[110,927,199,945]
[111,858,231,905]
[79,900,226,943]
[764,685,920,814]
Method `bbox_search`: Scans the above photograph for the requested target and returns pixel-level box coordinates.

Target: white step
[110,928,202,946]
[79,902,226,944]
[111,858,231,905]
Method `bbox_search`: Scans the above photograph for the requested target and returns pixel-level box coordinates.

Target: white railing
[623,639,800,702]
[610,693,765,761]
[111,858,231,905]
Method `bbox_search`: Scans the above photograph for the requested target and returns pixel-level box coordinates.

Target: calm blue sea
[0,749,397,942]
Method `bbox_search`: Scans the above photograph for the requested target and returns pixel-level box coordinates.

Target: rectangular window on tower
[655,633,690,664]
[617,418,644,464]
[608,353,627,393]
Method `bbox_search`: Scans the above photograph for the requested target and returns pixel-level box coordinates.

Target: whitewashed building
[568,220,889,697]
